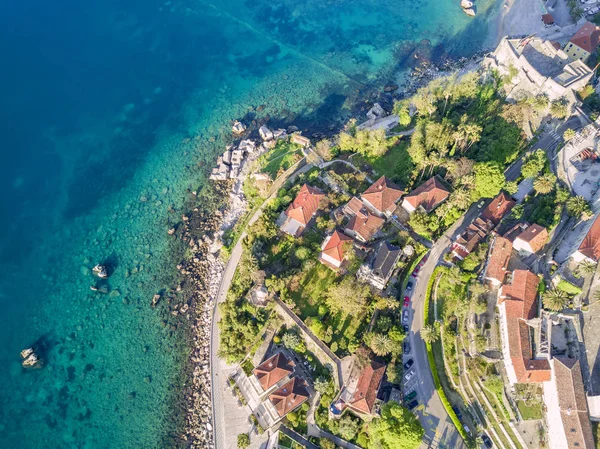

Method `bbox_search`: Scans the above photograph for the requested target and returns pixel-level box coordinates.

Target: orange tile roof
[268,377,309,417]
[346,361,386,415]
[403,175,449,213]
[516,224,548,253]
[499,270,540,320]
[570,22,600,53]
[577,215,600,262]
[344,197,365,216]
[482,192,516,225]
[554,358,595,449]
[361,176,403,214]
[321,230,353,263]
[253,352,295,391]
[285,184,324,226]
[486,236,513,284]
[542,13,555,25]
[346,211,385,242]
[500,270,550,383]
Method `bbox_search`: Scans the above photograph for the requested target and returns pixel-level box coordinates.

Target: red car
[403,296,410,307]
[411,267,419,277]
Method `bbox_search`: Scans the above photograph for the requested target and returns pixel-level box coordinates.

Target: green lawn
[366,140,414,185]
[291,262,338,318]
[259,141,303,178]
[517,400,543,420]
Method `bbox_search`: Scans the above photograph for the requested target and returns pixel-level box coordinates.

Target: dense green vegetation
[366,402,425,449]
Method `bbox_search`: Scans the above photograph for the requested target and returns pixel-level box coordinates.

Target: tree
[521,149,547,179]
[446,157,474,182]
[543,288,569,312]
[315,138,334,161]
[511,203,525,220]
[282,332,301,350]
[527,93,549,112]
[237,434,250,449]
[367,402,425,449]
[366,332,394,356]
[319,438,336,449]
[338,414,360,440]
[421,324,438,344]
[338,129,395,158]
[408,210,437,238]
[473,162,506,199]
[566,196,593,220]
[504,180,518,195]
[533,173,557,195]
[577,260,597,278]
[326,277,370,317]
[578,84,595,101]
[563,128,576,141]
[313,377,330,395]
[550,97,569,119]
[393,100,412,126]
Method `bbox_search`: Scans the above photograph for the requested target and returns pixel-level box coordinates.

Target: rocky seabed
[179,143,256,448]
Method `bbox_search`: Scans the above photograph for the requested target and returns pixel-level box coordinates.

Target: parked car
[481,433,493,448]
[404,359,414,370]
[403,339,411,354]
[403,296,410,307]
[405,281,413,293]
[402,324,410,334]
[411,267,419,277]
[407,400,419,410]
[402,309,409,324]
[404,369,416,381]
[404,390,417,402]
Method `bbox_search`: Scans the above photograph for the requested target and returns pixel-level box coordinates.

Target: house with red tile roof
[343,197,385,243]
[572,214,600,264]
[361,176,403,217]
[482,192,516,225]
[484,236,513,287]
[253,352,295,392]
[268,377,310,417]
[278,184,324,237]
[401,175,450,214]
[513,224,548,255]
[451,192,516,260]
[564,22,600,63]
[319,230,353,271]
[338,360,386,416]
[544,357,595,449]
[451,216,495,260]
[497,270,551,384]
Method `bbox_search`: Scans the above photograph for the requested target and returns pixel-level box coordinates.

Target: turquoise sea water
[0,0,498,447]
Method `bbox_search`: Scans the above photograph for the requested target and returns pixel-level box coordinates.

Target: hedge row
[401,251,428,293]
[424,267,473,447]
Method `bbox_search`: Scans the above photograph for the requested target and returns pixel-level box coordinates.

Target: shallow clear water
[0,0,498,447]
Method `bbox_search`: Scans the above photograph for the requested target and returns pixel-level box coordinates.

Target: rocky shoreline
[172,139,263,448]
[170,48,487,449]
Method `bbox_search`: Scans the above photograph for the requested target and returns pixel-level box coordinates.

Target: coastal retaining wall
[274,299,343,388]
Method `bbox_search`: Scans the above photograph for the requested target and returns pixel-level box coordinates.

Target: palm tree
[450,187,472,210]
[550,97,569,119]
[566,196,594,221]
[421,324,439,344]
[543,288,569,312]
[370,333,393,356]
[577,261,597,278]
[533,173,557,195]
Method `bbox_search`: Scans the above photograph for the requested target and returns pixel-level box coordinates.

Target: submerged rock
[92,264,109,279]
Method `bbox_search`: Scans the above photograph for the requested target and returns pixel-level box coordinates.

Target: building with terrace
[278,184,324,237]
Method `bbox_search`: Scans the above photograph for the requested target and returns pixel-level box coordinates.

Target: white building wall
[572,250,594,264]
[543,371,570,449]
[320,252,341,268]
[513,238,533,255]
[498,301,519,385]
[401,199,416,214]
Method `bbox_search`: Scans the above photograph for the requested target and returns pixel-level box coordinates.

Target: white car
[404,369,416,382]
